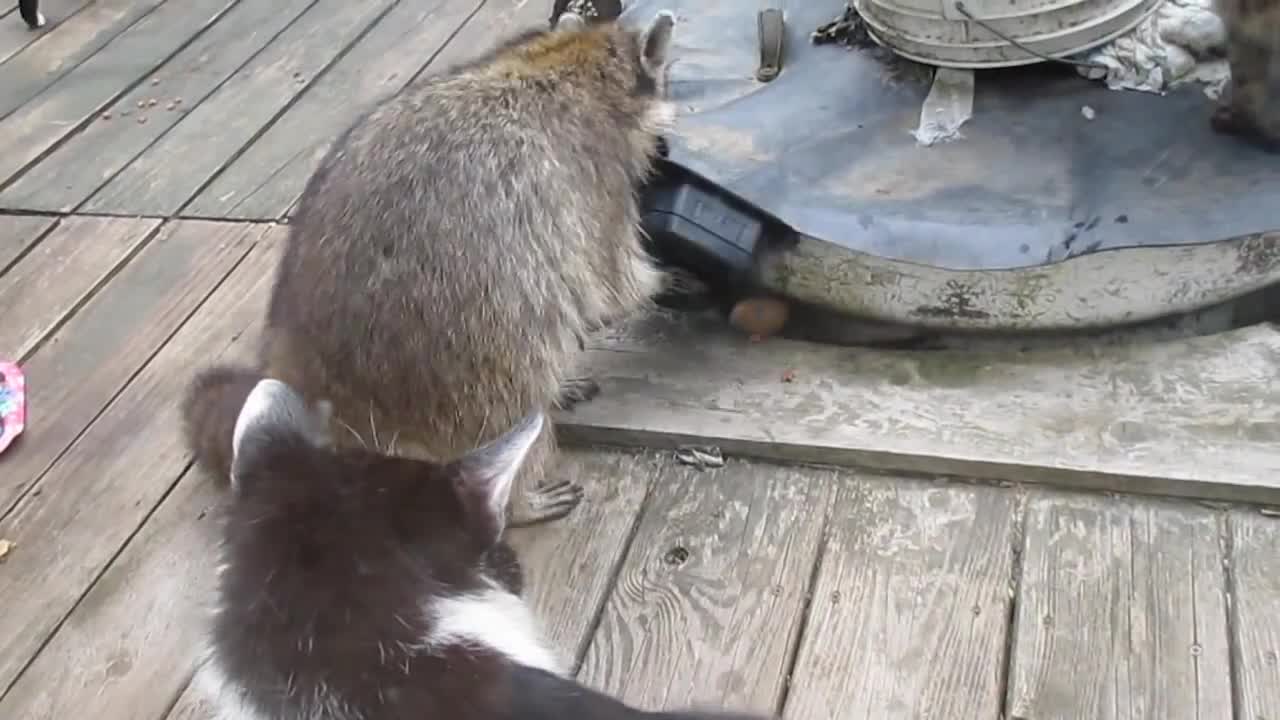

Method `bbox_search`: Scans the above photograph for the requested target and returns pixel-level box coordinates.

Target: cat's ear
[447,412,545,545]
[231,379,331,489]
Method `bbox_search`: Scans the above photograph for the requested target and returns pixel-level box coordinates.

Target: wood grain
[0,215,159,359]
[783,479,1017,720]
[0,231,281,695]
[0,213,57,272]
[0,470,222,720]
[0,0,238,187]
[1227,510,1280,720]
[557,311,1280,504]
[1006,492,1232,720]
[0,220,264,516]
[508,448,661,666]
[0,0,100,66]
[578,458,832,715]
[0,0,166,119]
[83,0,401,217]
[0,0,317,212]
[185,0,496,219]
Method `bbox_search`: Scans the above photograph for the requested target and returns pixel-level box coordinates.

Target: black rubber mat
[623,0,1280,271]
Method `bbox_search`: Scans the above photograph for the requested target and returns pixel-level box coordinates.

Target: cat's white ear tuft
[230,379,327,487]
[450,412,545,542]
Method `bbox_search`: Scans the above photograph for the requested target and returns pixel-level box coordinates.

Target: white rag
[1074,0,1231,97]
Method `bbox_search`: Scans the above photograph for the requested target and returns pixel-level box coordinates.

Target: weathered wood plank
[1228,510,1280,720]
[0,0,109,66]
[0,8,46,69]
[83,0,401,217]
[0,215,159,359]
[579,459,831,714]
[0,470,221,720]
[508,448,661,666]
[0,231,281,696]
[783,479,1017,720]
[186,0,529,220]
[0,0,166,119]
[0,213,57,272]
[164,685,219,720]
[1006,492,1232,720]
[557,311,1280,505]
[0,0,317,212]
[0,0,238,189]
[0,219,262,515]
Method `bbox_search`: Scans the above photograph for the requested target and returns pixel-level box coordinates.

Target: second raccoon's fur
[1213,0,1280,151]
[253,11,677,527]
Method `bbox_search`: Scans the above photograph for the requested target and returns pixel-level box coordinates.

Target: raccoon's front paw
[555,376,601,411]
[508,481,584,527]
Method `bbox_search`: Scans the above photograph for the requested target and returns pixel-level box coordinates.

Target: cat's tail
[180,365,268,483]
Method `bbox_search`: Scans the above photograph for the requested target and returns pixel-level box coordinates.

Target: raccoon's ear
[447,412,545,544]
[230,379,331,488]
[556,11,587,32]
[639,10,675,73]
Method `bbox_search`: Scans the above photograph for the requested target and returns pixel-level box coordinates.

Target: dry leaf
[0,539,14,562]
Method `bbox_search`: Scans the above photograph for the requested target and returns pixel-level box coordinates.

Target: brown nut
[729,296,789,339]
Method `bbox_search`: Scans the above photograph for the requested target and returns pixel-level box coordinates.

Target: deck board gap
[404,0,491,85]
[998,490,1029,720]
[0,0,168,120]
[0,215,60,277]
[569,451,661,675]
[772,509,832,718]
[170,0,408,219]
[0,229,261,521]
[0,0,243,193]
[0,461,194,703]
[52,0,325,217]
[12,218,168,363]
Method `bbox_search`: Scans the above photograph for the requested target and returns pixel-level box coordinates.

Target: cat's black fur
[18,0,44,29]
[185,370,771,720]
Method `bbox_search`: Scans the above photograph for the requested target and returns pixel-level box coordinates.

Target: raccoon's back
[266,79,646,447]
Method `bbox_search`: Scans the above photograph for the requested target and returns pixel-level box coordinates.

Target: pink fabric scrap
[0,361,25,454]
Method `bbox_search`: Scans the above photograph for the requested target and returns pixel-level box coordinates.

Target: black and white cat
[183,369,770,720]
[18,0,44,29]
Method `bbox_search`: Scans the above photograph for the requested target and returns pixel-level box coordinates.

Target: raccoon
[187,375,771,720]
[242,10,677,527]
[1212,0,1280,151]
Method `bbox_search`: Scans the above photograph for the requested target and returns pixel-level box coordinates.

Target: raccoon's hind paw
[555,377,601,411]
[508,480,584,527]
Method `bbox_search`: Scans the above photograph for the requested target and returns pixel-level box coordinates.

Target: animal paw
[509,481,584,526]
[555,377,600,411]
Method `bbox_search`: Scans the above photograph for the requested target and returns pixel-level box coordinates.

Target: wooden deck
[1,1,1278,719]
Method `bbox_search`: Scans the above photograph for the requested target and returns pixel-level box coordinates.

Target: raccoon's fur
[236,11,677,526]
[1213,0,1280,151]
[188,376,772,720]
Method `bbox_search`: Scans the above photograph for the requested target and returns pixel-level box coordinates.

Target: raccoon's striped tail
[180,365,268,483]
